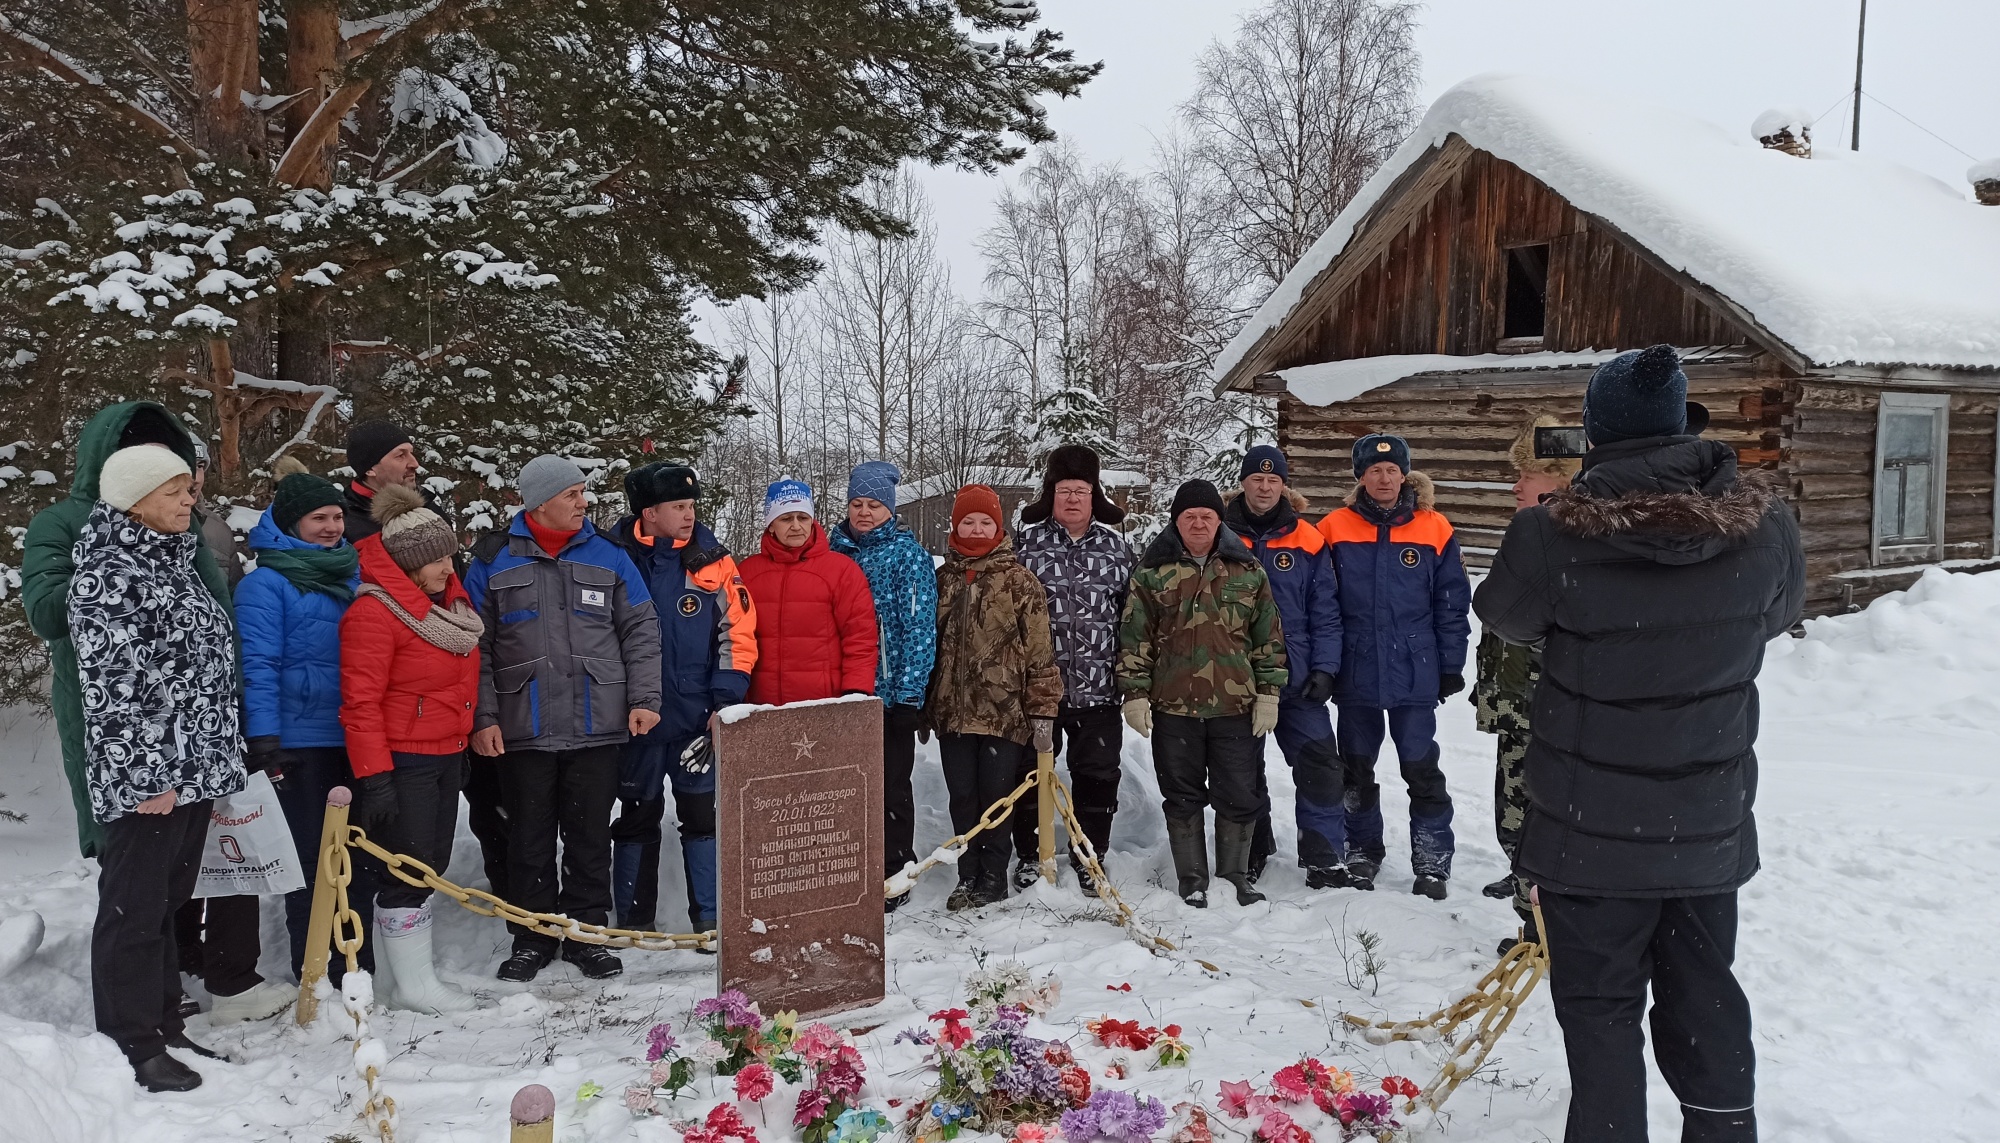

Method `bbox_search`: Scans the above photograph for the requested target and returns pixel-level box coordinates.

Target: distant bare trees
[1185,0,1421,285]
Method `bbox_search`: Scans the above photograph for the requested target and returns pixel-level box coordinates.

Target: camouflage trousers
[1494,726,1532,922]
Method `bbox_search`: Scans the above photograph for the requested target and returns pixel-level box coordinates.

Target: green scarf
[257,543,359,601]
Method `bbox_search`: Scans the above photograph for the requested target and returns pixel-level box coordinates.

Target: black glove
[1438,672,1466,699]
[246,736,286,785]
[679,735,714,775]
[356,772,399,838]
[1299,671,1337,705]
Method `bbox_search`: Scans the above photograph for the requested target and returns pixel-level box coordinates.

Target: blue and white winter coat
[1315,472,1472,710]
[235,508,358,748]
[830,518,938,709]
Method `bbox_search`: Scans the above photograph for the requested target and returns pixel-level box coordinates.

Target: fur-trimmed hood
[1343,469,1436,512]
[1544,437,1785,565]
[1224,486,1310,513]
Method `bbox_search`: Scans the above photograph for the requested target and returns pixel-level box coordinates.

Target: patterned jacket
[463,513,663,750]
[1472,629,1539,736]
[68,501,246,823]
[831,518,938,709]
[1014,519,1134,709]
[927,537,1063,745]
[1117,524,1288,719]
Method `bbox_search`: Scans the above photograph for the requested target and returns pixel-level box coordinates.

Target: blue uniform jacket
[1316,473,1471,709]
[1224,491,1342,697]
[234,508,357,748]
[830,518,938,708]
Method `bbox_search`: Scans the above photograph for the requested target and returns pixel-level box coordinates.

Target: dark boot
[1213,818,1266,906]
[1482,876,1516,900]
[133,1052,202,1093]
[1165,816,1209,907]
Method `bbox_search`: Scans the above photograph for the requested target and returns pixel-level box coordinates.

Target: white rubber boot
[207,980,296,1023]
[374,903,477,1015]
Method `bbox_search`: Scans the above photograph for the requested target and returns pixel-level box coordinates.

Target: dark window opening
[1503,244,1550,339]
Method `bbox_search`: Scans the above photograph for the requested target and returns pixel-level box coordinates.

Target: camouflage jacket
[927,537,1063,745]
[1117,524,1287,719]
[1472,627,1540,735]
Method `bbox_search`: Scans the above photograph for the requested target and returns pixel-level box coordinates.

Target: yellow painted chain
[1340,899,1551,1111]
[885,771,1041,890]
[325,837,396,1142]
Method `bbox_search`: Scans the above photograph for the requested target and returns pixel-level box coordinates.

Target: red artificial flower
[793,1088,830,1128]
[1217,1080,1255,1120]
[1381,1076,1421,1100]
[1163,1024,1182,1038]
[1171,1102,1213,1143]
[1092,1018,1160,1051]
[929,1008,973,1050]
[1104,1062,1128,1080]
[734,1062,775,1103]
[1059,1066,1093,1108]
[1107,983,1133,991]
[1311,1087,1336,1117]
[703,1103,758,1143]
[1044,1043,1075,1067]
[1271,1065,1312,1103]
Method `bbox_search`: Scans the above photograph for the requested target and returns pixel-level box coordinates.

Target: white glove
[1122,698,1152,739]
[1251,693,1280,738]
[1031,718,1055,754]
[679,735,714,775]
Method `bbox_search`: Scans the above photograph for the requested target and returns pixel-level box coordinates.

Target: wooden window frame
[1870,392,1949,565]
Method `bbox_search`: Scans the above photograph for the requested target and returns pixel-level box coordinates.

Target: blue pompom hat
[761,478,814,528]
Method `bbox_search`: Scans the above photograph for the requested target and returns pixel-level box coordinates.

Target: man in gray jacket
[465,455,662,981]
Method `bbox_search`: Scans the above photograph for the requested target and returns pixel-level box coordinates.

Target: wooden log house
[1212,76,2000,616]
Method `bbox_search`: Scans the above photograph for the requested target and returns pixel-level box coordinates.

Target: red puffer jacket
[339,536,481,777]
[738,522,879,705]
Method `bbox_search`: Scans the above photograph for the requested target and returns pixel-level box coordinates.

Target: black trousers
[939,733,1026,890]
[1036,702,1123,861]
[367,753,465,910]
[609,786,715,925]
[1151,712,1261,824]
[173,893,263,998]
[274,747,374,977]
[1542,890,1757,1143]
[499,745,619,954]
[463,754,512,901]
[97,800,210,1063]
[882,704,922,878]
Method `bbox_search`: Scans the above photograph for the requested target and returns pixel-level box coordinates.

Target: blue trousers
[610,733,718,927]
[1336,705,1454,879]
[1256,698,1346,869]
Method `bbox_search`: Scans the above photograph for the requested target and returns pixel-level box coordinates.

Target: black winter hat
[625,462,700,512]
[1169,479,1226,521]
[1021,443,1126,526]
[1351,433,1411,478]
[1584,344,1688,445]
[273,472,344,536]
[345,419,411,480]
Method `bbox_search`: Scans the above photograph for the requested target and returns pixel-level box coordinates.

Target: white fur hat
[99,445,192,512]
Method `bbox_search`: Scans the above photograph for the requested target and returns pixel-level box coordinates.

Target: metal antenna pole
[1851,0,1867,150]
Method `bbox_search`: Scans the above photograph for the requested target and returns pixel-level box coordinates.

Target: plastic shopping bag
[194,771,307,897]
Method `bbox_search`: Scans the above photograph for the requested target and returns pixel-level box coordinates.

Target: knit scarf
[355,582,484,654]
[257,544,358,601]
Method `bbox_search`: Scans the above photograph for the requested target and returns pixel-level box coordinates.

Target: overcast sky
[694,0,1998,341]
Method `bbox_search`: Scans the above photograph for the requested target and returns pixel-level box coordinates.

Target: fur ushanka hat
[1020,444,1125,527]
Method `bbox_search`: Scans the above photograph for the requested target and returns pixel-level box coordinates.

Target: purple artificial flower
[1342,1092,1397,1125]
[1060,1103,1100,1142]
[894,1027,937,1046]
[989,1005,1030,1034]
[1066,1090,1167,1143]
[647,1022,679,1062]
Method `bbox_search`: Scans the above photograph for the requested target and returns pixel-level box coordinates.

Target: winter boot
[561,942,624,980]
[1409,808,1456,884]
[612,841,646,929]
[207,980,296,1024]
[1340,766,1387,872]
[133,1051,203,1092]
[1213,818,1266,906]
[1343,856,1381,891]
[1411,876,1449,901]
[1306,863,1363,890]
[375,903,477,1015]
[1482,876,1516,901]
[1165,816,1210,908]
[973,841,1011,906]
[681,835,719,932]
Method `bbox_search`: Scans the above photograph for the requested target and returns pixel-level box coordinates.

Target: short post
[510,1083,555,1143]
[296,786,353,1026]
[1036,750,1057,883]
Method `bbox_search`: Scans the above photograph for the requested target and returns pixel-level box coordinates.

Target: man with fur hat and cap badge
[1016,444,1136,895]
[606,462,757,935]
[1118,479,1286,909]
[1222,445,1349,889]
[463,454,663,983]
[1317,433,1471,900]
[1471,416,1578,954]
[1476,346,1803,1143]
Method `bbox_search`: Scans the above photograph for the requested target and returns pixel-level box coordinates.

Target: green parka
[21,402,233,857]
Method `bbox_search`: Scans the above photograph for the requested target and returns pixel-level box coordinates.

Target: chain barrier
[883,771,1041,896]
[1340,899,1551,1111]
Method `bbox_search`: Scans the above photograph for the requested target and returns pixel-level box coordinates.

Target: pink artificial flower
[1218,1081,1255,1120]
[796,1022,847,1066]
[735,1062,775,1102]
[625,1086,660,1115]
[1256,1110,1295,1142]
[1271,1065,1312,1104]
[819,1060,865,1100]
[1017,1124,1049,1143]
[794,1087,831,1127]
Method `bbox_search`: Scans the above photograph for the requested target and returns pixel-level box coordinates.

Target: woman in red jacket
[738,480,879,705]
[339,485,481,1015]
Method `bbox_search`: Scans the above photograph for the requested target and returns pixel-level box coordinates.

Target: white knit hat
[99,445,192,512]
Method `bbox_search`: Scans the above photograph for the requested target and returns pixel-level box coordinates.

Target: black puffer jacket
[1473,437,1804,897]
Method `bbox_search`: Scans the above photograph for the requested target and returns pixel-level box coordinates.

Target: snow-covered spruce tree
[1026,381,1122,471]
[0,0,1096,703]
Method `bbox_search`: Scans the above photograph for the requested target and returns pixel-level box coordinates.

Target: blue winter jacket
[1224,491,1342,697]
[235,508,359,748]
[1316,472,1472,709]
[830,518,938,709]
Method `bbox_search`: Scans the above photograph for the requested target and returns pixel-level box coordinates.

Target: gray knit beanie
[517,454,588,513]
[372,484,458,571]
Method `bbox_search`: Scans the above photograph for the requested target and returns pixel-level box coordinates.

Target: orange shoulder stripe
[1389,510,1455,553]
[1316,507,1378,546]
[1263,520,1326,554]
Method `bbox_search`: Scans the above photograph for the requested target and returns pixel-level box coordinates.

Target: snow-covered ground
[0,568,1996,1141]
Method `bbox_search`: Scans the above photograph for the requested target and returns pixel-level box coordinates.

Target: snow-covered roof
[1276,346,1752,407]
[1213,74,2000,385]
